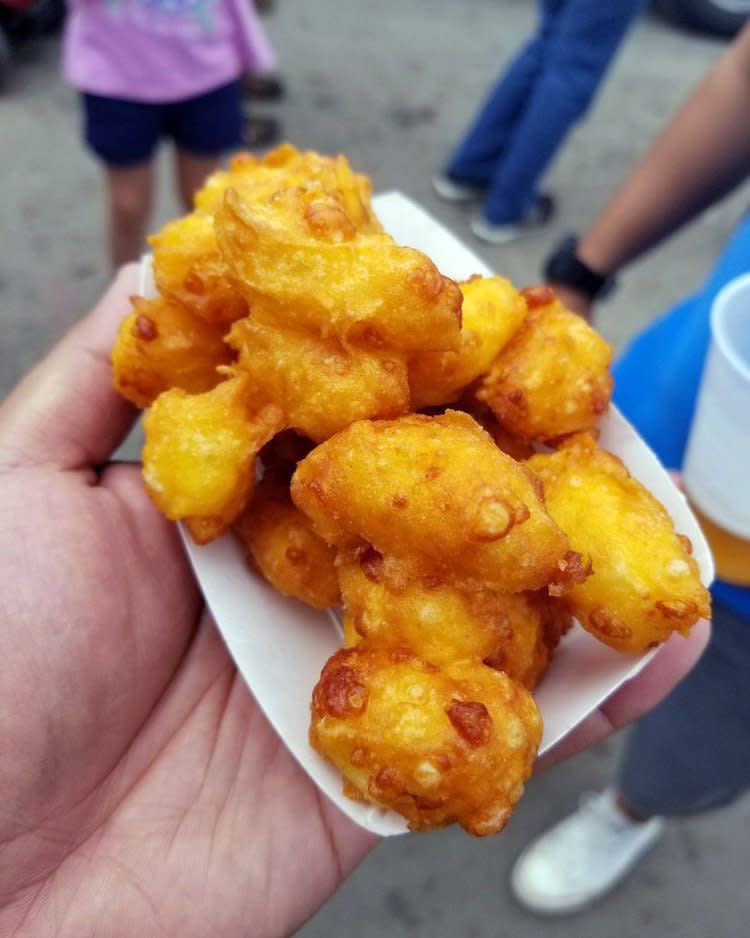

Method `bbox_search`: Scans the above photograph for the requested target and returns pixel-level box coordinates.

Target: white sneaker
[432,173,485,203]
[510,790,665,915]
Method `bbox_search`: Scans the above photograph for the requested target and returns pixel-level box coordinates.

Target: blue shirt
[613,214,750,620]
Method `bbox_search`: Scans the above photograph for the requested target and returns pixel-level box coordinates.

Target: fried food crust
[112,295,231,408]
[142,375,283,544]
[235,475,341,608]
[528,433,711,652]
[292,410,571,593]
[478,289,613,442]
[408,276,526,408]
[149,213,248,325]
[310,647,542,835]
[215,184,462,353]
[227,314,410,442]
[340,557,570,689]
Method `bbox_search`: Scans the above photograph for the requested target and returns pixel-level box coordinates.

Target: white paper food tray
[139,191,714,837]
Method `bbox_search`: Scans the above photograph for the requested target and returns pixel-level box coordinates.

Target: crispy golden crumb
[310,647,542,834]
[528,433,710,652]
[142,375,283,543]
[292,410,571,594]
[478,291,613,442]
[408,275,526,408]
[235,475,340,608]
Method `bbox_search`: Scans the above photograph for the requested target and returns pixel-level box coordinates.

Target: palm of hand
[0,270,371,938]
[0,268,708,937]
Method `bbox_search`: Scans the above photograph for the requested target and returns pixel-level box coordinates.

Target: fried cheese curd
[142,374,283,544]
[339,557,570,689]
[310,647,542,835]
[478,286,613,442]
[216,184,462,440]
[148,144,381,327]
[112,294,232,408]
[291,410,572,594]
[528,433,710,652]
[408,275,527,409]
[234,474,340,609]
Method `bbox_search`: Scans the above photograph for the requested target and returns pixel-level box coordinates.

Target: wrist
[543,235,617,302]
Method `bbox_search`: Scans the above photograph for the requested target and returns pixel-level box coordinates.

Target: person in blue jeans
[510,22,750,914]
[433,0,645,244]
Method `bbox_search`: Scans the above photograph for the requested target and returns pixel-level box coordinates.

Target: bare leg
[106,161,155,269]
[175,149,221,212]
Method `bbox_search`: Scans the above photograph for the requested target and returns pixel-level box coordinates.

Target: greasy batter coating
[194,145,382,234]
[112,295,231,408]
[409,276,527,408]
[228,315,410,442]
[478,286,613,442]
[455,396,535,461]
[151,144,381,327]
[215,184,462,352]
[235,475,340,608]
[149,213,248,325]
[292,410,572,594]
[528,433,711,652]
[481,590,572,690]
[142,375,284,544]
[310,648,542,835]
[340,559,570,689]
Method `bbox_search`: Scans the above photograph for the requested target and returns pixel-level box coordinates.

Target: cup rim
[711,273,750,383]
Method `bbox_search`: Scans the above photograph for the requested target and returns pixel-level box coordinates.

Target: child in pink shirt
[64,0,277,266]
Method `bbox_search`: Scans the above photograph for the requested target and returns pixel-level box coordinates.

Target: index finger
[0,265,140,472]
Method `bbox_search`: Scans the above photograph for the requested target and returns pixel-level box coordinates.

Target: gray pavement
[1,1,748,936]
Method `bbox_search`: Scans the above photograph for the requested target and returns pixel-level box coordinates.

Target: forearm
[578,25,750,277]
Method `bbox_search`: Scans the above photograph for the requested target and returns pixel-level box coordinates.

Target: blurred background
[1,1,749,935]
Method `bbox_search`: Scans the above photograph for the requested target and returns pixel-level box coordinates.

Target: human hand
[0,266,373,938]
[0,270,708,935]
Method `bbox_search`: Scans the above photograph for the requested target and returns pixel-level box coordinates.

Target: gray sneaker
[432,173,486,203]
[470,193,556,245]
[510,789,665,915]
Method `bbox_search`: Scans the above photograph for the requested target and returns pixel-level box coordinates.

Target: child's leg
[106,161,155,268]
[174,150,220,213]
[167,79,245,211]
[81,93,161,268]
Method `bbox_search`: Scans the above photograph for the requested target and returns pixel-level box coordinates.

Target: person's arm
[552,22,750,315]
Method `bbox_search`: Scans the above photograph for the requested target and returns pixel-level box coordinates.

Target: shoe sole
[432,176,484,203]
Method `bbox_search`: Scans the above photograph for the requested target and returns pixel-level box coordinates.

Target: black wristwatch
[543,235,616,301]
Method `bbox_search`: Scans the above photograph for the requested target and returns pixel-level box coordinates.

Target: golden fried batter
[340,558,569,689]
[528,433,710,652]
[481,590,571,690]
[228,314,410,442]
[142,375,283,544]
[310,647,542,835]
[235,475,340,608]
[112,295,231,408]
[292,410,571,594]
[194,145,382,234]
[409,276,526,408]
[478,286,613,442]
[215,184,462,352]
[149,213,248,325]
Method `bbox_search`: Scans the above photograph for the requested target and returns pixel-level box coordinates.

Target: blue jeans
[447,0,644,223]
[617,603,750,817]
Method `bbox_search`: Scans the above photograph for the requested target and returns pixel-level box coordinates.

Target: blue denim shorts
[82,79,244,167]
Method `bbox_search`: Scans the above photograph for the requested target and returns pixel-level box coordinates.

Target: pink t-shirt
[63,0,277,103]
